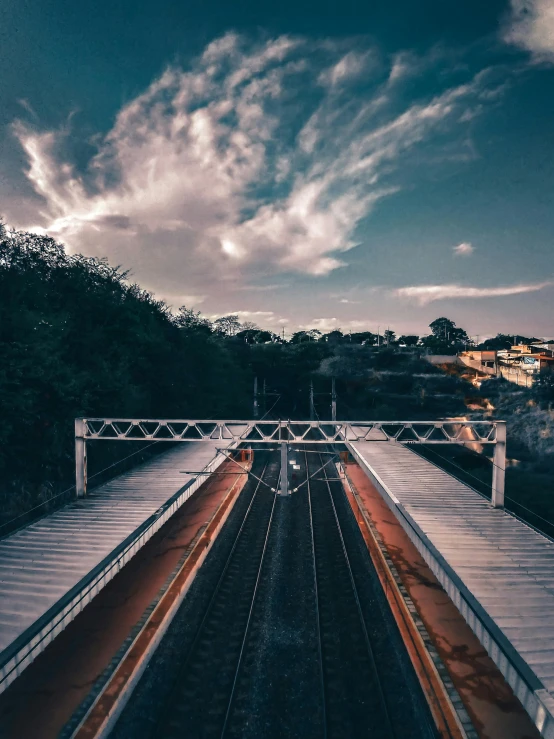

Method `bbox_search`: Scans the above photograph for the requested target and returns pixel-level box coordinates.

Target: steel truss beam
[78,418,500,444]
[75,418,506,508]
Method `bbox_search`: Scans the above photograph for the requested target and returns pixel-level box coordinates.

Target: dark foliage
[3,224,552,535]
[0,225,250,495]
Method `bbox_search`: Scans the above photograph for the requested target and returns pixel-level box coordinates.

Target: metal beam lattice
[78,418,500,445]
[75,418,506,509]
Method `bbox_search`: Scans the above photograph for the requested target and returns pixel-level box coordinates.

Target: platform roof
[0,442,225,694]
[349,441,554,737]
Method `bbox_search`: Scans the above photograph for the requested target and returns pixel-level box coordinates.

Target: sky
[1,0,554,338]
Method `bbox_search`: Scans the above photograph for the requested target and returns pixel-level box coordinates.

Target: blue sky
[1,0,554,338]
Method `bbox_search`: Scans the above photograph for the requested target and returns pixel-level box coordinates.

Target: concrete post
[75,418,87,498]
[492,421,506,509]
[331,377,337,422]
[280,442,288,496]
[253,377,259,418]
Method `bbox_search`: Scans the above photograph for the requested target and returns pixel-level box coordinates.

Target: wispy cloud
[394,281,553,304]
[452,242,474,256]
[12,33,507,297]
[301,317,369,332]
[210,309,292,328]
[504,1,554,61]
[160,292,206,306]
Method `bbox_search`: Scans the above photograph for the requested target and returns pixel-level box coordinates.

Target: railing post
[75,418,87,498]
[492,421,506,509]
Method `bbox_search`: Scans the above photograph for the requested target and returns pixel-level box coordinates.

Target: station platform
[348,441,554,739]
[0,442,228,694]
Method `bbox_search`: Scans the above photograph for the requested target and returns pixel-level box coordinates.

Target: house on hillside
[458,344,554,388]
[458,350,498,376]
[496,345,554,387]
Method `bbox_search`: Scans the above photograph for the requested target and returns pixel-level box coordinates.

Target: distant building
[530,342,554,356]
[458,350,498,376]
[456,345,554,388]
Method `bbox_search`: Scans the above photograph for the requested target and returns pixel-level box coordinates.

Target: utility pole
[377,326,380,347]
[280,443,289,495]
[263,378,267,416]
[75,419,87,498]
[253,377,259,418]
[331,377,337,422]
[310,379,315,421]
[279,420,289,496]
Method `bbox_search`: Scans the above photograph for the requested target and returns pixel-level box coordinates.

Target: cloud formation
[13,34,506,300]
[394,281,553,304]
[452,242,474,256]
[505,1,554,60]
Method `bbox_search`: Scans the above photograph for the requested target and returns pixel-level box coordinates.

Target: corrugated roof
[350,441,554,733]
[0,442,223,685]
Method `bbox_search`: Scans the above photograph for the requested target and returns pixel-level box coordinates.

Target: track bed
[111,449,437,739]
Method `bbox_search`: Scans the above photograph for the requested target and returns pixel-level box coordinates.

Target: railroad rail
[305,448,396,738]
[111,448,438,739]
[148,455,280,738]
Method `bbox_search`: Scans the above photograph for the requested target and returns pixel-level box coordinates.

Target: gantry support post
[75,418,88,498]
[331,377,337,422]
[492,421,506,509]
[279,420,288,496]
[310,380,315,421]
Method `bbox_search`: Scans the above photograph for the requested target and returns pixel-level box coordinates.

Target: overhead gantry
[75,417,506,505]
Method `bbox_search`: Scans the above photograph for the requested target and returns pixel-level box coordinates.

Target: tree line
[209,313,546,356]
[0,224,549,506]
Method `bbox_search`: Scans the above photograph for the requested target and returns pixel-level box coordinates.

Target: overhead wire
[259,392,281,420]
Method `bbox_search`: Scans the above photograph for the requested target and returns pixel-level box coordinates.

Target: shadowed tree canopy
[3,223,549,525]
[349,332,377,345]
[0,225,250,485]
[399,335,419,346]
[421,317,470,352]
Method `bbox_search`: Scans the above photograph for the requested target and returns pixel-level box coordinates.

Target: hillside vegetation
[1,225,552,534]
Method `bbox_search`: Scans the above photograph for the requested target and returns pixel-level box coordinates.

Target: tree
[383,329,396,346]
[289,330,322,344]
[429,317,456,339]
[478,334,512,350]
[0,225,251,508]
[319,330,344,344]
[398,335,419,346]
[349,332,376,345]
[214,314,242,336]
[426,317,470,350]
[174,306,212,334]
[235,329,278,344]
[534,366,554,406]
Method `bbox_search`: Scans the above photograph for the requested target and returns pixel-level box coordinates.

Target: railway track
[112,447,438,739]
[305,448,395,739]
[149,454,280,738]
